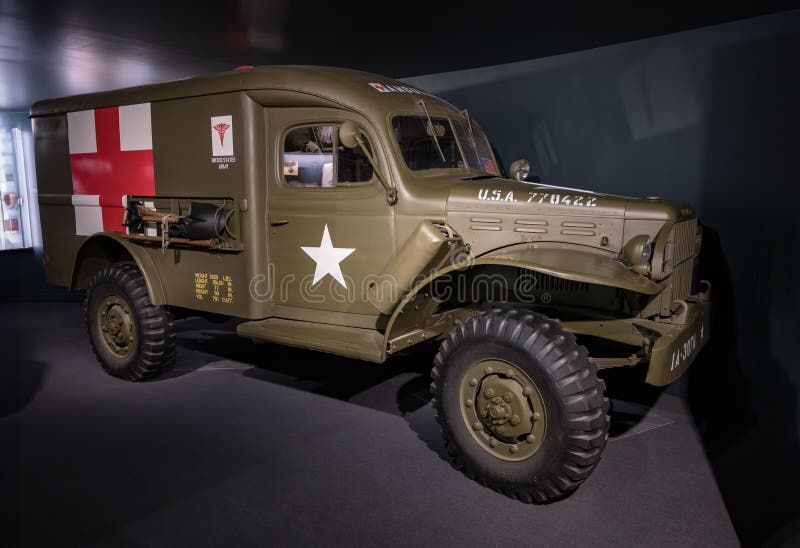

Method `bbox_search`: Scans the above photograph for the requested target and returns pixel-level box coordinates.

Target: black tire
[85,263,176,381]
[431,308,610,503]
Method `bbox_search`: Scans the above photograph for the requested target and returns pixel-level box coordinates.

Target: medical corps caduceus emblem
[210,115,235,169]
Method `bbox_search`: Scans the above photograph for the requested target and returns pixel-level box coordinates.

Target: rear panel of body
[34,91,270,319]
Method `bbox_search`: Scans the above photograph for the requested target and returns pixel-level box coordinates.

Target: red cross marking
[69,106,155,231]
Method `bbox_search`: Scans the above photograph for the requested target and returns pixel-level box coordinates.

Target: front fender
[382,242,660,352]
[71,232,166,305]
[480,242,661,295]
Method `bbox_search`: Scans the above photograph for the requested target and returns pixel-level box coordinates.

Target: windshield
[452,118,498,175]
[391,116,462,170]
[392,114,498,175]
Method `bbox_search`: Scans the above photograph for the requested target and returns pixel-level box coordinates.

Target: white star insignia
[301,225,355,288]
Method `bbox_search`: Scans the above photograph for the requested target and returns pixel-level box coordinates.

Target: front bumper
[645,297,711,386]
[561,283,711,386]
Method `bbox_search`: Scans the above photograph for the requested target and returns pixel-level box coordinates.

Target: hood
[446,178,694,221]
[443,177,695,256]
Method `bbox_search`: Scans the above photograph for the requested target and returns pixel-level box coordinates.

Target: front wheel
[431,308,609,502]
[85,263,176,381]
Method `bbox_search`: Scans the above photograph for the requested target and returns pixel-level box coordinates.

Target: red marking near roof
[234,65,254,71]
[69,106,155,231]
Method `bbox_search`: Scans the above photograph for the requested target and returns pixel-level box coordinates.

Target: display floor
[1,303,739,547]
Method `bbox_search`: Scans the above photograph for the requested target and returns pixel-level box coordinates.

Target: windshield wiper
[418,99,446,163]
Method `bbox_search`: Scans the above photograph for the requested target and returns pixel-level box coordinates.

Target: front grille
[671,218,697,267]
[671,258,693,302]
[666,218,697,304]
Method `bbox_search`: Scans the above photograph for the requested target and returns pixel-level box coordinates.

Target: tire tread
[430,308,609,503]
[85,263,175,381]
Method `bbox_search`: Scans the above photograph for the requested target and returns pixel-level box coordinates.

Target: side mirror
[509,159,531,182]
[337,121,397,205]
[339,121,360,149]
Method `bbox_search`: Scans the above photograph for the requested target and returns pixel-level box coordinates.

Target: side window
[336,126,373,185]
[283,125,335,188]
[282,123,374,188]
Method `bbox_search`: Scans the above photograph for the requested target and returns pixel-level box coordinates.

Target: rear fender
[70,233,165,305]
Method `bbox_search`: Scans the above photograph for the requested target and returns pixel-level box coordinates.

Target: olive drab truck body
[31,66,711,502]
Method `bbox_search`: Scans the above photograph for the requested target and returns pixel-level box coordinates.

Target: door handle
[270,219,289,227]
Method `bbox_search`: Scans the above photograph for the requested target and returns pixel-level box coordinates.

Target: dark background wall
[0,3,793,301]
[1,4,799,543]
[407,13,800,545]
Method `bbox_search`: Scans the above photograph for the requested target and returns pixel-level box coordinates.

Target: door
[266,107,395,319]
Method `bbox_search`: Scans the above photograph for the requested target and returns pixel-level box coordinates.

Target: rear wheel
[431,308,610,502]
[85,263,175,381]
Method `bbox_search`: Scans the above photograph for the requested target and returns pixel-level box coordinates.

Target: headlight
[642,239,653,262]
[623,235,652,275]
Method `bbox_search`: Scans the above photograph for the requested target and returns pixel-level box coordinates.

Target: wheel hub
[478,376,532,439]
[98,296,136,357]
[459,359,546,461]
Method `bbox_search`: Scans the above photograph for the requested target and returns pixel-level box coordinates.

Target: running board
[237,318,386,363]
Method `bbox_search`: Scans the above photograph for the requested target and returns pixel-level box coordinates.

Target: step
[237,317,386,363]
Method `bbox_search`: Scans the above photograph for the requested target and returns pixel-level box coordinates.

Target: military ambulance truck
[31,66,710,502]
